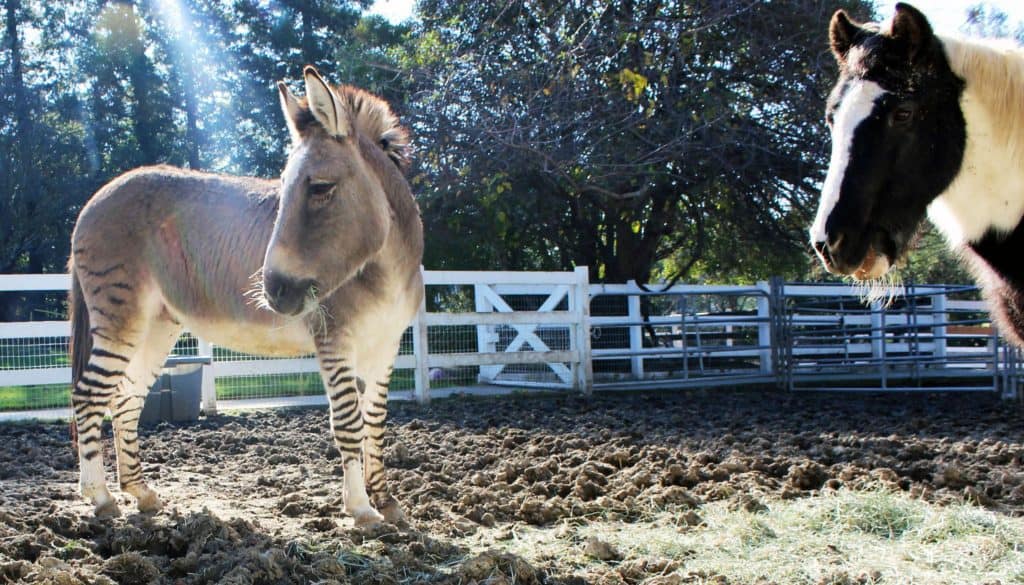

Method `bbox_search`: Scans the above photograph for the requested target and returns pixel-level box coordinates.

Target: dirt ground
[1,389,1023,585]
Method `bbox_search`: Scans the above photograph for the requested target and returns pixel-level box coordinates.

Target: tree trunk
[301,2,314,65]
[128,51,159,164]
[2,0,36,271]
[181,66,202,169]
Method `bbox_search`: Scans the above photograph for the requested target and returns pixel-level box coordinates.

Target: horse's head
[262,67,404,316]
[810,3,966,280]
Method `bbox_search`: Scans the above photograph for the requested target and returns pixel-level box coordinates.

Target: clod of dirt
[518,497,568,525]
[101,552,160,585]
[679,510,703,527]
[652,486,700,508]
[583,536,621,561]
[936,464,972,489]
[731,494,768,514]
[617,556,681,581]
[0,560,32,581]
[456,550,540,584]
[280,502,305,517]
[786,461,829,490]
[574,477,605,501]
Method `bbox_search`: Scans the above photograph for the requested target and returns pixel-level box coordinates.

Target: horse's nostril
[813,240,837,268]
[828,232,845,252]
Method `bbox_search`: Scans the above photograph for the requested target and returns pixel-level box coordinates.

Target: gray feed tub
[140,355,212,426]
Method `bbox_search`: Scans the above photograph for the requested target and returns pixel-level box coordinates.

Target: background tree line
[2,0,1021,319]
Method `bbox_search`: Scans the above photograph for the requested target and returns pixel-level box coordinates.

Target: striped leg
[317,334,382,526]
[111,317,181,512]
[360,357,403,525]
[74,339,139,517]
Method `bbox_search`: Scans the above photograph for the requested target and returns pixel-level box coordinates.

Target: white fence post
[626,280,645,380]
[198,338,216,415]
[572,266,593,395]
[756,281,773,375]
[413,278,430,404]
[475,283,502,383]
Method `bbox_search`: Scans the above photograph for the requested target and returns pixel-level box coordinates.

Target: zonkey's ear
[303,66,350,138]
[830,10,861,64]
[890,2,933,63]
[277,81,303,142]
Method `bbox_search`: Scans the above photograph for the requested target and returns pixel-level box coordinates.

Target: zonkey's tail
[68,269,91,445]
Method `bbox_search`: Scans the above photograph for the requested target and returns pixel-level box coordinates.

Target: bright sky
[366,0,416,24]
[871,1,1022,36]
[367,1,1024,35]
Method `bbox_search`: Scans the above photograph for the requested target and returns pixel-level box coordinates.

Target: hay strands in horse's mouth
[853,247,890,281]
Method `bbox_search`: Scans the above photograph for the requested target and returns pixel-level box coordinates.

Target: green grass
[214,373,326,400]
[484,488,1024,584]
[0,383,69,410]
[0,369,434,411]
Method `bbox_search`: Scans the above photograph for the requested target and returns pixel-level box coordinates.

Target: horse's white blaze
[928,91,1024,246]
[810,80,888,245]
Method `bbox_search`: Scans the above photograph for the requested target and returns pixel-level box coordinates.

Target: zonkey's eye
[308,181,336,204]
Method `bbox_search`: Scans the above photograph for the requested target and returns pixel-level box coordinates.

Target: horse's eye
[892,108,914,124]
[308,181,337,204]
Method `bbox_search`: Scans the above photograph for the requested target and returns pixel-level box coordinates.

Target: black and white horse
[810,3,1024,345]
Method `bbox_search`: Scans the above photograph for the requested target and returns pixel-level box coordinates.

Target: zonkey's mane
[941,34,1024,164]
[294,84,412,170]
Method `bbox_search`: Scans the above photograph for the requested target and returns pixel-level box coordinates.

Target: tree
[407,0,874,284]
[965,3,1024,42]
[0,0,93,275]
[187,0,372,175]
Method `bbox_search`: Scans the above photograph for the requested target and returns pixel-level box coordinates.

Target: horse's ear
[829,10,860,64]
[890,2,933,62]
[277,81,303,142]
[303,66,351,138]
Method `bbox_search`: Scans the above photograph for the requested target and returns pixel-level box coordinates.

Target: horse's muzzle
[263,270,316,316]
[813,239,890,281]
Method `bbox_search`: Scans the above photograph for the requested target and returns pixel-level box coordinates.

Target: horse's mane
[294,85,412,170]
[941,34,1024,164]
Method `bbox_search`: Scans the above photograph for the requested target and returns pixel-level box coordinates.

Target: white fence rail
[2,272,1020,418]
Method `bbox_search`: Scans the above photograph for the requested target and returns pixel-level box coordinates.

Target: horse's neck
[928,35,1024,249]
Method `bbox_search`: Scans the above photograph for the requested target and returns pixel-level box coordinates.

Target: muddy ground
[1,390,1023,584]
